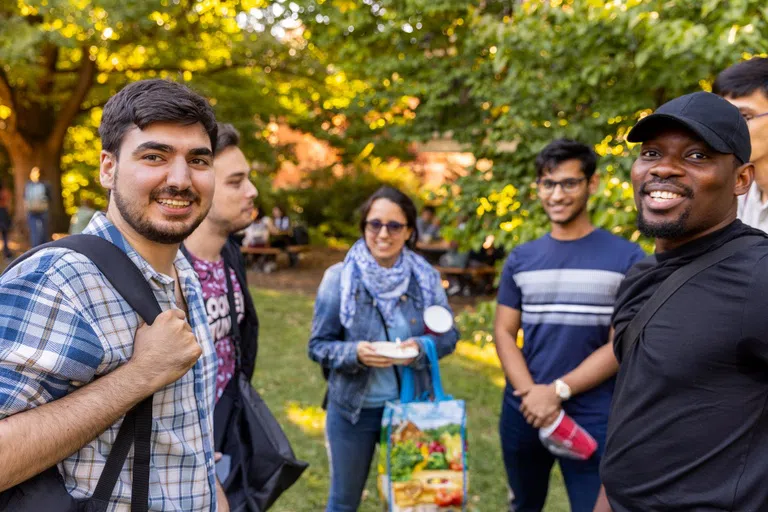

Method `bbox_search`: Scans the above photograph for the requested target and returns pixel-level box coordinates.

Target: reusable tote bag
[378,339,468,511]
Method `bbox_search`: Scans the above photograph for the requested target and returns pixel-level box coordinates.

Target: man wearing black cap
[600,91,768,511]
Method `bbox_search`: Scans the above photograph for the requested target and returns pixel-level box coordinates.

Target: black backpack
[0,235,161,512]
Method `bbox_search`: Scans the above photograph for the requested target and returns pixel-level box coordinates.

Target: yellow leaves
[17,1,39,16]
[0,105,11,120]
[500,218,524,232]
[333,0,358,13]
[454,342,501,368]
[285,402,325,435]
[358,143,375,160]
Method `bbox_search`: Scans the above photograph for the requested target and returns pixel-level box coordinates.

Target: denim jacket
[308,262,459,424]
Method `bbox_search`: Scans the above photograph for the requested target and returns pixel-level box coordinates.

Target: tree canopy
[295,0,768,252]
[2,0,766,248]
[0,0,340,229]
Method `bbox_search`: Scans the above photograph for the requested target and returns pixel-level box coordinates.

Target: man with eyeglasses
[715,57,768,232]
[494,139,644,512]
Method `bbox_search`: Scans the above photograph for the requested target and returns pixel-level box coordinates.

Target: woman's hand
[357,342,395,368]
[400,339,421,366]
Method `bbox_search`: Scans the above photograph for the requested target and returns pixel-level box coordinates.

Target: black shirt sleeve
[741,253,768,364]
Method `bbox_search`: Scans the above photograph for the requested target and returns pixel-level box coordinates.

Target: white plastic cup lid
[424,305,453,334]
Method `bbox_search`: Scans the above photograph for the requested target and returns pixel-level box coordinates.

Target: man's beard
[636,177,694,239]
[637,204,692,239]
[112,168,207,244]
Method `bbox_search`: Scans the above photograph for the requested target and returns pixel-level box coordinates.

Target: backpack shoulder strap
[617,235,765,362]
[4,234,161,511]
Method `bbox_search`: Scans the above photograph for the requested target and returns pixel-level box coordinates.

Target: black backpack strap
[617,235,764,362]
[5,235,162,511]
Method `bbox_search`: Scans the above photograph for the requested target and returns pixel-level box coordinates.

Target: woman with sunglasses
[309,186,459,511]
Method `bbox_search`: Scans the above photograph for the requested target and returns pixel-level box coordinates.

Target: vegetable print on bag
[378,338,468,511]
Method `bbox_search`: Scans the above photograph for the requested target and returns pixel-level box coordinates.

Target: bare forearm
[495,331,535,392]
[561,342,618,396]
[0,363,154,491]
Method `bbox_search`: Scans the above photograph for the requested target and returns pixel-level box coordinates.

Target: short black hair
[535,138,598,179]
[215,123,241,155]
[359,186,419,249]
[422,206,436,215]
[713,57,768,99]
[99,79,218,158]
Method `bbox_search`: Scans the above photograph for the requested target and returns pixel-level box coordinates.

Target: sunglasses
[365,219,407,235]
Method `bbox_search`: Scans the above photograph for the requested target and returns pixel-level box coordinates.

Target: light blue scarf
[339,239,438,329]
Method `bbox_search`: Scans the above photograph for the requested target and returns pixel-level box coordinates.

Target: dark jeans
[325,403,384,512]
[27,212,48,248]
[500,398,606,512]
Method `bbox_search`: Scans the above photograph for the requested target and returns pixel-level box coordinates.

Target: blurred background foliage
[1,0,767,278]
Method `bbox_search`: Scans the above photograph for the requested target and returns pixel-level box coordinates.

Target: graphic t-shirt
[188,254,245,402]
[497,229,645,424]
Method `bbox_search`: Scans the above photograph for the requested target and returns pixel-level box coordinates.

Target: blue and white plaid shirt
[0,213,218,511]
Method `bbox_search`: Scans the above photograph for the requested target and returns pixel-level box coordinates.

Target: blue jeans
[500,398,606,512]
[27,212,49,247]
[325,403,384,512]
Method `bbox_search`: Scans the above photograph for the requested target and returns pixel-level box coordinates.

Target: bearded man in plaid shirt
[0,79,229,511]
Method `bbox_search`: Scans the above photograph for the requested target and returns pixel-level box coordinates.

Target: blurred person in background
[24,166,52,247]
[494,139,644,512]
[183,122,263,509]
[714,57,768,233]
[416,205,441,243]
[68,196,97,235]
[308,186,458,511]
[0,181,11,259]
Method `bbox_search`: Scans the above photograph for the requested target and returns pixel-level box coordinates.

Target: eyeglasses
[365,219,407,235]
[742,111,768,122]
[536,177,587,194]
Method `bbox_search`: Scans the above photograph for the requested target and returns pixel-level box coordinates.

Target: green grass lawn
[251,288,569,512]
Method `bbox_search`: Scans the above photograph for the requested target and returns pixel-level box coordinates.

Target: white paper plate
[371,341,418,359]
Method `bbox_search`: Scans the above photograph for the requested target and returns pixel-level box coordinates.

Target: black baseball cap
[627,91,751,164]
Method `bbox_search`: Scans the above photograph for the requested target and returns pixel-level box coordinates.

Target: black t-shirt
[602,221,768,511]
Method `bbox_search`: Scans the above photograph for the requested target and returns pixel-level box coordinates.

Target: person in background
[494,139,645,512]
[242,206,269,248]
[0,182,11,259]
[68,197,97,235]
[242,206,274,273]
[265,204,298,267]
[714,57,768,233]
[309,186,459,511]
[416,205,441,243]
[24,166,52,247]
[183,122,262,509]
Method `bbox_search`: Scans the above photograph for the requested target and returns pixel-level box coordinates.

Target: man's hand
[356,342,395,368]
[126,308,202,393]
[515,384,562,428]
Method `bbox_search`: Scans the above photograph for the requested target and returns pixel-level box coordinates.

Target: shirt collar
[82,212,195,288]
